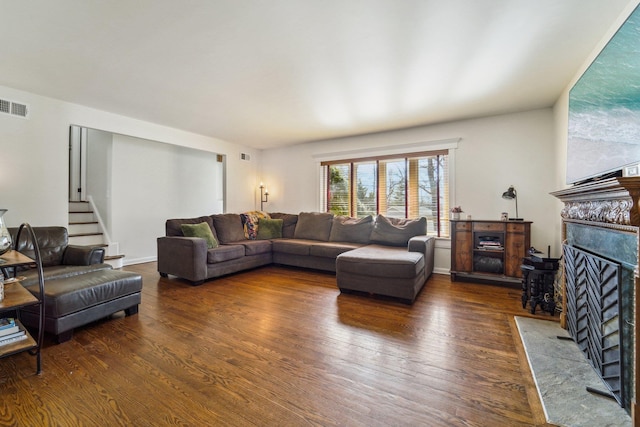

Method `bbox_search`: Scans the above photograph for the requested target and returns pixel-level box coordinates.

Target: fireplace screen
[564,244,624,406]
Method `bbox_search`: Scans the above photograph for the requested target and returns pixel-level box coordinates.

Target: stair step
[69,212,95,222]
[68,201,92,212]
[69,232,103,237]
[69,223,101,235]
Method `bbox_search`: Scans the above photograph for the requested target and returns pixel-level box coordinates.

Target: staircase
[68,201,124,268]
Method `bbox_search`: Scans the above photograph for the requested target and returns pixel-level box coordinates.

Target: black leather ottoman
[20,269,142,343]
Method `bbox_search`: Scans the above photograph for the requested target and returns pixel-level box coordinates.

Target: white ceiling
[0,0,635,149]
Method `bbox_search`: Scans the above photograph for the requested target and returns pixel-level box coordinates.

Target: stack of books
[0,318,28,346]
[477,240,503,251]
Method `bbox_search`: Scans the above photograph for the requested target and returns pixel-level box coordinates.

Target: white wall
[261,108,558,274]
[86,128,113,233]
[0,84,260,262]
[110,134,227,264]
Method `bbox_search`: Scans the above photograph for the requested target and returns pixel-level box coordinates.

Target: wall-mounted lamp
[501,185,522,220]
[259,183,269,211]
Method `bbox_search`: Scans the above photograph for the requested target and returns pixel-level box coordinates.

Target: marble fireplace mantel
[552,176,640,423]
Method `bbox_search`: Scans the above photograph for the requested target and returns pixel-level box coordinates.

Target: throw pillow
[240,210,270,240]
[181,222,219,249]
[329,215,373,243]
[370,215,427,247]
[211,214,246,243]
[293,212,334,241]
[256,218,283,239]
[269,213,298,238]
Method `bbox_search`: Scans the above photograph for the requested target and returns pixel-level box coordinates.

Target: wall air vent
[0,98,29,118]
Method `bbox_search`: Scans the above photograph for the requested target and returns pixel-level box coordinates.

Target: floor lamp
[259,183,269,211]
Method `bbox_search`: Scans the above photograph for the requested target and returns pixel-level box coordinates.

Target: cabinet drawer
[506,223,525,233]
[455,222,471,231]
[473,222,504,232]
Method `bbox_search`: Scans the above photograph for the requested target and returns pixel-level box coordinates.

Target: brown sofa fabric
[370,215,427,247]
[294,212,334,241]
[212,214,246,244]
[269,213,298,238]
[329,215,373,244]
[207,245,245,263]
[166,216,215,239]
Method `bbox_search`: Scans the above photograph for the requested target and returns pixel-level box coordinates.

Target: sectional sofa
[157,212,435,303]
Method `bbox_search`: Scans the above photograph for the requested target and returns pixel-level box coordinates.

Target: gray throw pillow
[293,212,334,241]
[370,215,427,246]
[212,213,246,243]
[329,215,373,243]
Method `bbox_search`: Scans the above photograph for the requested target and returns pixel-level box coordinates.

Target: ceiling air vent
[0,98,29,118]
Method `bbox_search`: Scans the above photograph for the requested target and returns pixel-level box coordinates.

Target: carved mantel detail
[560,199,632,225]
[551,177,640,228]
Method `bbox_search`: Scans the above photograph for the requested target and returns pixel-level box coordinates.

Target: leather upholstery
[8,226,141,343]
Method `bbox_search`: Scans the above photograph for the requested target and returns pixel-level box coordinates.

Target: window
[322,151,451,237]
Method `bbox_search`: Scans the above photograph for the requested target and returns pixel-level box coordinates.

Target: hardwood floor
[0,263,555,426]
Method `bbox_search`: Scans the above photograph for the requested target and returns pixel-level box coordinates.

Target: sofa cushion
[181,222,219,248]
[309,242,364,258]
[271,239,313,256]
[269,213,298,238]
[337,245,424,278]
[23,269,142,318]
[370,215,427,247]
[240,211,270,240]
[329,215,373,244]
[212,214,246,244]
[207,245,245,263]
[19,263,113,287]
[294,212,333,241]
[10,226,68,267]
[256,218,283,240]
[238,239,272,256]
[166,216,216,240]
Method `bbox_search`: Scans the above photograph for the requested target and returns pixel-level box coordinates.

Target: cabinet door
[504,223,529,277]
[453,223,472,272]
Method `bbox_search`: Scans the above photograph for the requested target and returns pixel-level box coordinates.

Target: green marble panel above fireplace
[566,223,637,269]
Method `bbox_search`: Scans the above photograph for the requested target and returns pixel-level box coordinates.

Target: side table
[521,255,560,315]
[0,224,45,374]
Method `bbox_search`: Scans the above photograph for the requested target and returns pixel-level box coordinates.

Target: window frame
[321,149,452,237]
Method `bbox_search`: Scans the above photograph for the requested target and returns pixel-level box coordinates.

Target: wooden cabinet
[450,220,531,285]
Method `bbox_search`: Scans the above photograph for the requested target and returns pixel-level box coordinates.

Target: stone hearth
[516,316,631,426]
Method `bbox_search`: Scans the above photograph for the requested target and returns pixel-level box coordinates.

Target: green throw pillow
[256,218,283,239]
[181,222,219,248]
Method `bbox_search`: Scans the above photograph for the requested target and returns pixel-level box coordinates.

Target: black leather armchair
[8,226,142,343]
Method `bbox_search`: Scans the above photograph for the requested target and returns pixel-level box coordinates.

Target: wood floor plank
[0,263,555,426]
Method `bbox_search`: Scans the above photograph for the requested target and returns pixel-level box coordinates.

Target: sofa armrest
[408,235,435,278]
[157,236,208,283]
[62,245,105,266]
